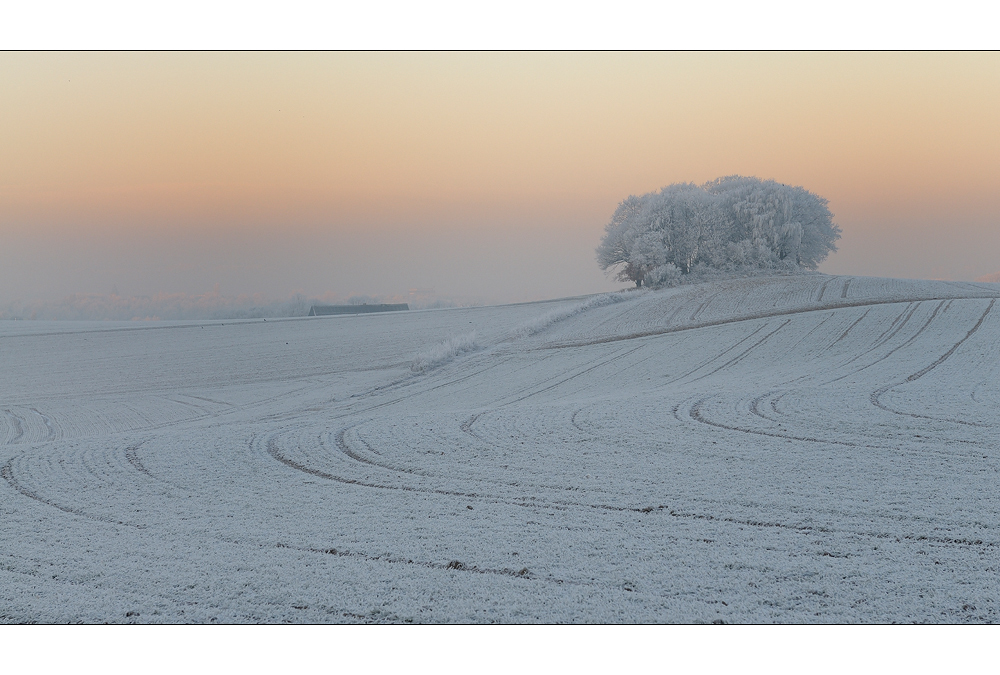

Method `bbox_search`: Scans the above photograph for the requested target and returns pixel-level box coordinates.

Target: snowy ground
[2,275,999,623]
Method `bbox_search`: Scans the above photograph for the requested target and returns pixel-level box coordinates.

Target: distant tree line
[596,176,841,288]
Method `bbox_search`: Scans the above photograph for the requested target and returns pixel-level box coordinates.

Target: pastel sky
[3,52,999,305]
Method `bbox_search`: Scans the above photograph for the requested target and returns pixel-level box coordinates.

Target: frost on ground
[2,276,1000,623]
[411,332,481,372]
[511,292,633,339]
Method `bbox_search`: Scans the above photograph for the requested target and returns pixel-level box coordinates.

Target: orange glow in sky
[2,52,999,304]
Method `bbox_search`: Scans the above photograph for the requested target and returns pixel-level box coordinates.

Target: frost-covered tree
[595,195,649,286]
[704,176,838,269]
[596,176,840,287]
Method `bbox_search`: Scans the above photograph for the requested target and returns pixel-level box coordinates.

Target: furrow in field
[38,409,57,440]
[2,410,24,445]
[665,323,769,385]
[1,457,145,529]
[815,276,834,302]
[265,431,661,515]
[870,300,996,428]
[681,393,986,458]
[819,301,943,386]
[273,542,581,587]
[501,345,645,406]
[686,319,790,384]
[543,293,1000,350]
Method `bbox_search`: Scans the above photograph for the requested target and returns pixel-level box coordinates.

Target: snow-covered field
[2,274,999,623]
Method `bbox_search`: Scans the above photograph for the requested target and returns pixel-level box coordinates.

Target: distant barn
[308,303,409,316]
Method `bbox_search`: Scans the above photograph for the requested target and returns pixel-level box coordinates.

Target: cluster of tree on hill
[596,176,841,288]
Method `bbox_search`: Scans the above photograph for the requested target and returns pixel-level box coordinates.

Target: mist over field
[0,289,475,322]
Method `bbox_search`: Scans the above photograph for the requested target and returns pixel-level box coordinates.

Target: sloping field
[2,275,999,623]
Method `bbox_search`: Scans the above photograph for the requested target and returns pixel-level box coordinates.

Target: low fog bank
[0,290,482,321]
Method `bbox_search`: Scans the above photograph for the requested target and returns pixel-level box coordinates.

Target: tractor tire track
[265,433,668,516]
[686,320,790,384]
[543,294,1000,350]
[335,427,427,476]
[659,506,994,550]
[332,424,618,498]
[274,542,580,586]
[30,408,58,441]
[501,345,645,406]
[289,426,995,556]
[3,411,24,444]
[815,277,834,302]
[872,302,922,348]
[776,308,873,389]
[870,300,995,428]
[689,396,873,448]
[840,277,853,299]
[665,324,768,385]
[684,396,983,455]
[320,353,525,423]
[460,413,482,438]
[689,291,721,322]
[785,312,835,354]
[122,440,191,491]
[832,308,870,346]
[821,301,945,386]
[1,458,145,529]
[749,391,783,423]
